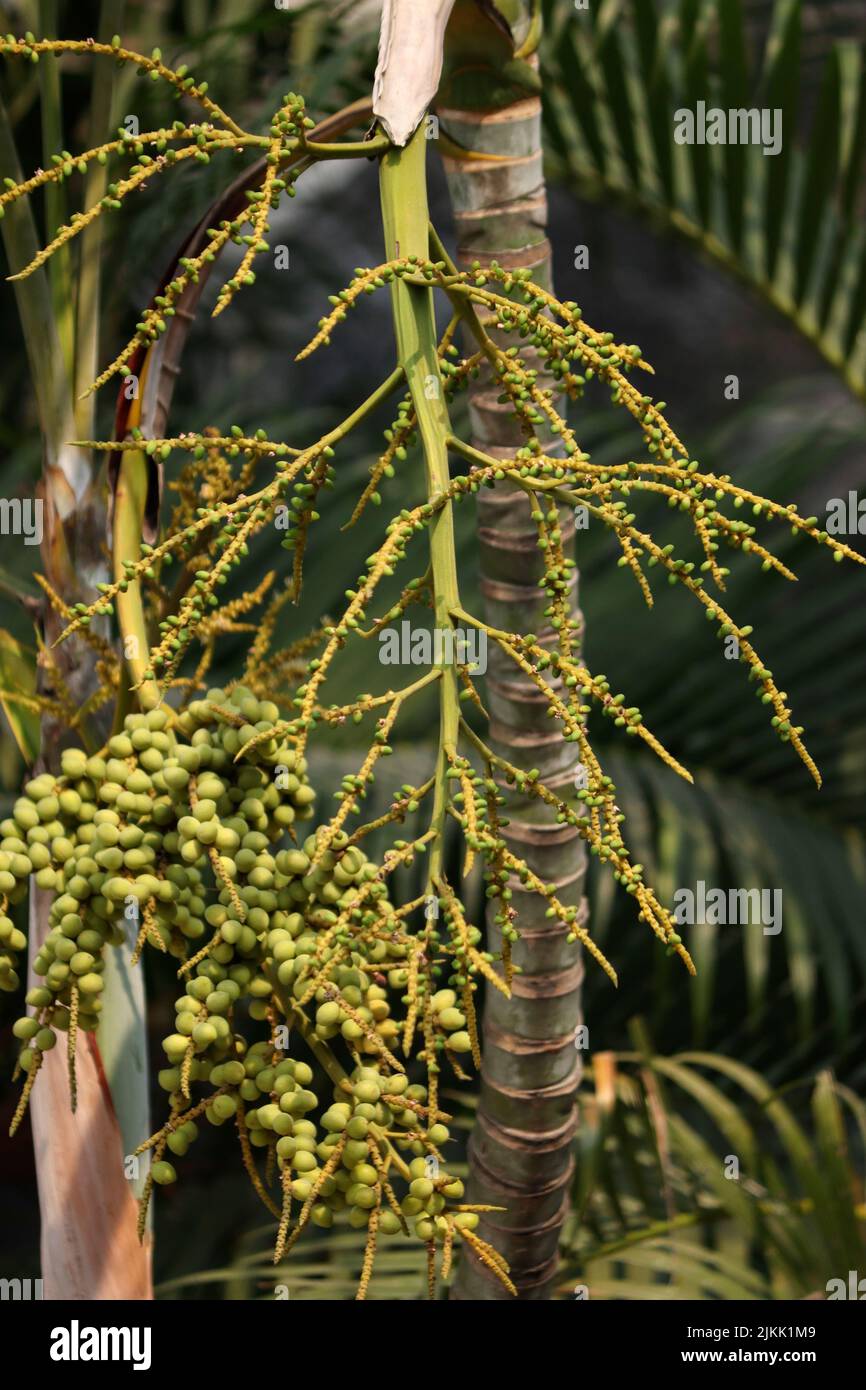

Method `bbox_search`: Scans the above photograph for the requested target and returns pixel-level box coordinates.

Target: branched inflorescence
[2,35,862,1298]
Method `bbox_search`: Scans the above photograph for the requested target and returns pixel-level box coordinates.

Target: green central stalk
[379,126,460,888]
[113,448,160,713]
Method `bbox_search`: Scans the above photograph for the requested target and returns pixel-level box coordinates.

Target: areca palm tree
[1,0,863,1303]
[439,0,865,1299]
[435,1,587,1300]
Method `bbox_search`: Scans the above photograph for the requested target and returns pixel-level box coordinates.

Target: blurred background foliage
[0,0,863,1296]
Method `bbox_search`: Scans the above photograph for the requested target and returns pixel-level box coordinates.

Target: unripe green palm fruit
[346,1183,377,1209]
[453,1212,479,1232]
[163,1034,190,1063]
[342,1139,369,1167]
[213,1092,240,1121]
[437,1007,466,1031]
[350,1162,378,1187]
[3,703,487,1275]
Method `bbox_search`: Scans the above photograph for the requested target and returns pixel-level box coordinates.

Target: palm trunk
[440,4,586,1301]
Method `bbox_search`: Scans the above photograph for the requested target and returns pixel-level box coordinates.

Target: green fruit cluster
[5,687,315,1070]
[427,989,472,1055]
[312,1066,470,1241]
[153,822,408,1117]
[0,911,27,995]
[5,684,491,1284]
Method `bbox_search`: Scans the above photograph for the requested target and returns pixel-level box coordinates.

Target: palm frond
[542,0,866,402]
[584,750,866,1067]
[560,1046,866,1300]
